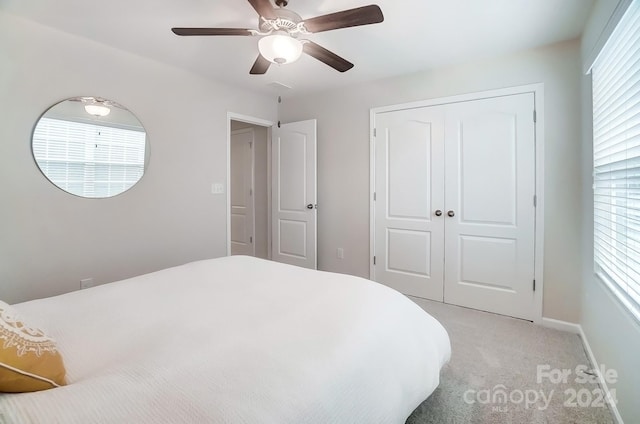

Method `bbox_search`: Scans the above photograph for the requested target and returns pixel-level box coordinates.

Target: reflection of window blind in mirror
[32,117,146,198]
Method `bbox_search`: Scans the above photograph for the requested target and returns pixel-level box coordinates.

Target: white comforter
[0,256,450,424]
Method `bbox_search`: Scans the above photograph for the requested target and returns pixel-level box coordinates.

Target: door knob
[447,210,455,217]
[307,204,314,209]
[435,210,442,216]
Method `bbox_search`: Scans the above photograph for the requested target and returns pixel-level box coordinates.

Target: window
[32,117,146,198]
[592,0,640,320]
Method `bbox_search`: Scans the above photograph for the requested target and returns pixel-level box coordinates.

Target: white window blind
[33,117,146,198]
[593,0,640,320]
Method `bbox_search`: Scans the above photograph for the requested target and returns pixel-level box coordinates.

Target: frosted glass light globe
[258,33,303,64]
[84,104,111,117]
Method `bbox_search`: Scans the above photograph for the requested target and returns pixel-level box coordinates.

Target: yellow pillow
[0,300,67,392]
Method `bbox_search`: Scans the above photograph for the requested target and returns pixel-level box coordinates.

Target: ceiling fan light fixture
[258,32,303,65]
[84,103,111,117]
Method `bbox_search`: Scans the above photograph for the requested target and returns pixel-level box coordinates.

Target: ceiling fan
[171,0,384,75]
[69,97,125,117]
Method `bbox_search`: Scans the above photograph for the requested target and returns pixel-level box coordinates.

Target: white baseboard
[540,317,624,424]
[578,325,624,424]
[540,317,581,334]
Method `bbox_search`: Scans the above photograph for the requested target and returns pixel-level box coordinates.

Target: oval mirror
[32,97,148,198]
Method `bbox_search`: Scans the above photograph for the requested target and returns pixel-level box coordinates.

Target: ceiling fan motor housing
[258,8,303,33]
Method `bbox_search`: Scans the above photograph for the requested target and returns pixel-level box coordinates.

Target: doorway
[228,115,273,259]
[227,114,318,269]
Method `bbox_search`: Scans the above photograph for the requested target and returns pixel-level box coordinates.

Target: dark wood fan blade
[172,28,253,36]
[247,0,277,19]
[303,41,354,72]
[250,54,271,74]
[303,5,383,33]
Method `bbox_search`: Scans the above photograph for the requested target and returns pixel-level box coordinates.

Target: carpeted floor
[406,298,615,424]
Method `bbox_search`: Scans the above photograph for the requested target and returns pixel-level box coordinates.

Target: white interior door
[230,129,255,256]
[443,93,536,320]
[272,119,317,269]
[372,92,537,320]
[373,107,445,300]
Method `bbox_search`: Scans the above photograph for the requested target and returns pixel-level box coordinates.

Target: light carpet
[406,298,615,424]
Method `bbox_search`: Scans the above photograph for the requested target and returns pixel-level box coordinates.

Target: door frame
[369,83,545,324]
[227,112,275,258]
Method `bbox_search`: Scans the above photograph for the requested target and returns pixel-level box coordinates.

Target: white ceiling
[1,0,594,96]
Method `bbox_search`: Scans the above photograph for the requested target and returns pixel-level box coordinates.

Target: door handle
[307,204,314,209]
[435,210,442,216]
[447,210,455,217]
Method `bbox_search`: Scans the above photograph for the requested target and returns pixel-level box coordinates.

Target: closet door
[443,93,536,320]
[373,107,445,301]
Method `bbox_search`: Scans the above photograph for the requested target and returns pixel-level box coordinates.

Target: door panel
[230,129,255,256]
[279,219,307,258]
[443,93,536,320]
[374,107,445,300]
[459,235,517,290]
[272,120,317,269]
[387,229,431,276]
[279,134,307,211]
[388,131,431,220]
[459,112,517,225]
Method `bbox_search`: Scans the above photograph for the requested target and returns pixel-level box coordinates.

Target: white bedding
[0,256,450,424]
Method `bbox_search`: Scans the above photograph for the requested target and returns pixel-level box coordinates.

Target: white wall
[0,11,276,304]
[280,39,583,322]
[580,1,640,421]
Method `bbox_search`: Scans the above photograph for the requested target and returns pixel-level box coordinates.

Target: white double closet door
[373,93,536,320]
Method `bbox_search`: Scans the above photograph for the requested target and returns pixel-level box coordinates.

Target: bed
[0,255,450,423]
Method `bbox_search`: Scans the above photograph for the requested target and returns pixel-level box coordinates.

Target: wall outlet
[337,248,344,259]
[80,278,94,290]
